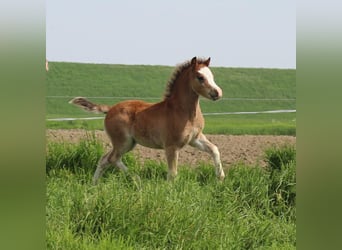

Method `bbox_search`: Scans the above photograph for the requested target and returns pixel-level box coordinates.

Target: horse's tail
[69,97,111,114]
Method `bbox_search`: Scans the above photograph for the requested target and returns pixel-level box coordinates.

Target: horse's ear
[191,57,197,66]
[204,57,211,66]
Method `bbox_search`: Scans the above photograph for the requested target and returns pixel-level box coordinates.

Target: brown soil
[46,129,296,169]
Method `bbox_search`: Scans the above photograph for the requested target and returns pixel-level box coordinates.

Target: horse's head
[189,57,223,101]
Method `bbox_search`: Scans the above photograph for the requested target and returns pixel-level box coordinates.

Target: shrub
[46,133,104,175]
[265,145,296,171]
[265,146,296,221]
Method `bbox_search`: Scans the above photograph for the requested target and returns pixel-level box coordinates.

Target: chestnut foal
[70,57,225,183]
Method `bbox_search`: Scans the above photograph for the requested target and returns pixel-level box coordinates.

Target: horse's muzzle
[210,88,222,101]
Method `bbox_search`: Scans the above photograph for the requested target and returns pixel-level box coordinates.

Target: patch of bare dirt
[46,129,296,168]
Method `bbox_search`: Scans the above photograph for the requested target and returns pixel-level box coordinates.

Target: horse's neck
[166,70,201,119]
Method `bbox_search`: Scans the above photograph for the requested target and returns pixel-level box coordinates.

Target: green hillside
[46,62,296,135]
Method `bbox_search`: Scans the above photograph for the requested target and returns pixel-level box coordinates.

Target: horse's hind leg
[93,150,114,184]
[93,137,136,184]
[190,133,225,180]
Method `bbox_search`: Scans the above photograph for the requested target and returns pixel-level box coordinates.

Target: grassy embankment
[46,62,296,135]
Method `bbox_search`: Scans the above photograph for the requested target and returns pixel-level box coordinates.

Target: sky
[46,1,296,68]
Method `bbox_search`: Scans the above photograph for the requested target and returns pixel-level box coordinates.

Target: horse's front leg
[190,133,225,181]
[165,146,179,181]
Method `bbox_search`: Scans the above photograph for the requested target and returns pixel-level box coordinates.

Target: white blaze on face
[198,67,217,88]
[198,66,222,97]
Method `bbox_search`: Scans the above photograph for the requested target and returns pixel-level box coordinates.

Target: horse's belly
[135,136,164,149]
[133,113,165,149]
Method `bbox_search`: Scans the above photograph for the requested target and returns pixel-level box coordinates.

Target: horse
[70,57,225,184]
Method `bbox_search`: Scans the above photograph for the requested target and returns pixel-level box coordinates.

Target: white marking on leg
[93,163,110,184]
[190,134,225,180]
[93,151,112,184]
[93,166,106,184]
[115,159,128,172]
[212,146,225,180]
[165,147,179,181]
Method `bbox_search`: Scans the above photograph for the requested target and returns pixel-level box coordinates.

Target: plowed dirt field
[47,129,295,168]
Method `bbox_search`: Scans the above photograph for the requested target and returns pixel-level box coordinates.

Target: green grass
[46,62,296,135]
[46,137,296,249]
[46,113,296,136]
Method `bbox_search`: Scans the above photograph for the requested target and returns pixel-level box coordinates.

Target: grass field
[46,62,296,135]
[46,62,296,248]
[46,136,296,249]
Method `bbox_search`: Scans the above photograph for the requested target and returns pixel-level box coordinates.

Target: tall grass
[46,138,296,249]
[265,146,296,221]
[46,132,104,174]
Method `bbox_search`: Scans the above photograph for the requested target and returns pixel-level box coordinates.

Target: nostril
[210,90,219,100]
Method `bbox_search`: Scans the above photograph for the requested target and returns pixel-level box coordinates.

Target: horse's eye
[197,76,204,82]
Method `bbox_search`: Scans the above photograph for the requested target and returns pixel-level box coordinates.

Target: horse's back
[105,100,152,118]
[104,100,152,137]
